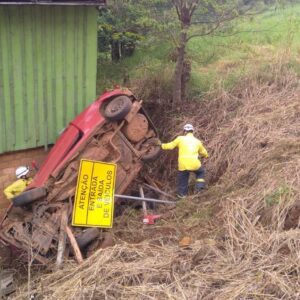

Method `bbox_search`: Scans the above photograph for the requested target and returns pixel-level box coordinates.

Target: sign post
[72,159,117,228]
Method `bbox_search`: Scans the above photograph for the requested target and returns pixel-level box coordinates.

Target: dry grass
[12,57,300,299]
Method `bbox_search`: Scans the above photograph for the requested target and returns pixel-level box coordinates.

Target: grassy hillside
[97,4,300,99]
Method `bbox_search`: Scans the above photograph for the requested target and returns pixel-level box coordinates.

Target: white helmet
[183,124,194,131]
[16,166,29,179]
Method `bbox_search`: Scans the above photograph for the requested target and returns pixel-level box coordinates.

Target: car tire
[76,228,101,249]
[12,187,47,207]
[103,96,132,121]
[141,138,161,162]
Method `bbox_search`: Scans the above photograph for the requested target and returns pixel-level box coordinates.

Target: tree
[170,0,255,104]
[98,1,283,102]
[98,1,165,62]
[98,4,143,62]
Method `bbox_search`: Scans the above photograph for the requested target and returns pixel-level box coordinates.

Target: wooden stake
[143,183,176,200]
[139,186,147,216]
[55,207,68,268]
[66,226,83,264]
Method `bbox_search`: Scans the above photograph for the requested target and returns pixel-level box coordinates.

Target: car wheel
[76,228,100,249]
[13,187,47,207]
[103,96,132,121]
[141,138,161,162]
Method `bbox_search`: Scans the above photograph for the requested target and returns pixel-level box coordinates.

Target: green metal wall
[0,5,98,153]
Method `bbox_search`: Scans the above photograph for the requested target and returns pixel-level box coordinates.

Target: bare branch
[188,21,281,41]
[187,22,221,41]
[191,2,266,26]
[211,25,281,38]
[187,5,255,42]
[189,0,199,18]
[172,0,181,20]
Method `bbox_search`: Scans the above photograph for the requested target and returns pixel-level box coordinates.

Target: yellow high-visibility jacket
[162,133,208,171]
[3,178,32,200]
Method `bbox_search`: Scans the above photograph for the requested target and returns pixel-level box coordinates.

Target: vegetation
[14,30,300,298]
[97,3,300,101]
[7,2,300,299]
[169,0,252,104]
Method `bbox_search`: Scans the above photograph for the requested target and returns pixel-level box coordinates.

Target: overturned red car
[0,88,160,263]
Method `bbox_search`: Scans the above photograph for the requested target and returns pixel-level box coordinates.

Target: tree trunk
[181,59,191,101]
[173,29,187,105]
[111,40,120,62]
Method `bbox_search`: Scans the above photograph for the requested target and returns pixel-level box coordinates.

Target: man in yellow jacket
[160,124,208,198]
[4,166,32,200]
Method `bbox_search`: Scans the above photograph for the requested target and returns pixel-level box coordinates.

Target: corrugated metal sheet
[0,5,98,153]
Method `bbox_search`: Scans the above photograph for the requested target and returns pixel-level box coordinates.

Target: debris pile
[0,90,163,265]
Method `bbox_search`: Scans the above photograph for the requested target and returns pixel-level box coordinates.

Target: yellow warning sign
[72,159,117,228]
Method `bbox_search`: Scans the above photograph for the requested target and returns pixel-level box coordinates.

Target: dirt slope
[12,66,300,299]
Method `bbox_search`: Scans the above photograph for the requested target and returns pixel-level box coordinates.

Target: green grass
[97,4,300,99]
[264,185,294,207]
[188,5,300,58]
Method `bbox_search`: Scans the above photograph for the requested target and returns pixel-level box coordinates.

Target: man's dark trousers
[177,167,205,197]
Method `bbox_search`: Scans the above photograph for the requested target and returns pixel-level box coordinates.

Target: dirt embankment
[12,64,300,299]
